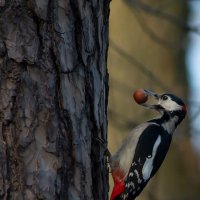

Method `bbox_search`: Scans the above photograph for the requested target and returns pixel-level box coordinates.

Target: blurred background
[108,0,200,200]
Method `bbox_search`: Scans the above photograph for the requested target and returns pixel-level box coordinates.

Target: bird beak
[144,89,160,100]
[141,90,161,110]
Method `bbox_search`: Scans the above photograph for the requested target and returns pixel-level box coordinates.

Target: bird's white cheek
[160,100,182,111]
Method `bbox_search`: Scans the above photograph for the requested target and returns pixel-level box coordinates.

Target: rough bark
[0,0,110,199]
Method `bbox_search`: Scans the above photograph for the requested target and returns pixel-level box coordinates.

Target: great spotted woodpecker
[110,90,187,200]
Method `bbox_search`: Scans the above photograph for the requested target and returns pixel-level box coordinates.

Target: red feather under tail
[110,169,125,200]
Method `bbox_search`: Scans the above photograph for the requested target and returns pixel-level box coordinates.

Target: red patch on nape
[110,169,125,200]
[182,104,187,114]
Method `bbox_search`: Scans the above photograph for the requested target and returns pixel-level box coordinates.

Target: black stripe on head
[161,93,185,106]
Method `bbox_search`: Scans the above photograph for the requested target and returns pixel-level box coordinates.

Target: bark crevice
[0,1,110,199]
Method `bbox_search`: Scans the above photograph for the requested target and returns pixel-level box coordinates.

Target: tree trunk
[0,1,110,199]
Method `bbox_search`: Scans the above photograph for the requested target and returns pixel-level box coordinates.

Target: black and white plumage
[110,91,187,200]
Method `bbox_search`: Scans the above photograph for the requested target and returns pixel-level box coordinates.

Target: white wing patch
[142,135,161,181]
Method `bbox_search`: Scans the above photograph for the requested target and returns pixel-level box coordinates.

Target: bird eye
[162,95,168,100]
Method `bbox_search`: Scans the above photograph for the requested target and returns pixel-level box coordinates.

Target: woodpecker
[110,90,187,200]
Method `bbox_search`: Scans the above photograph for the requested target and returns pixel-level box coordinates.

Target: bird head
[142,90,187,118]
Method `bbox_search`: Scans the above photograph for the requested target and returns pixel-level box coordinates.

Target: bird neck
[160,111,185,134]
[165,110,185,124]
[149,111,185,135]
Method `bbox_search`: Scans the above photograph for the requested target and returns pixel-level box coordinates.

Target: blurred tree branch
[110,39,170,91]
[125,0,200,35]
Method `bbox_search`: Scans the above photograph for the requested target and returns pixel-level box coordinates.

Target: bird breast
[110,122,158,179]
